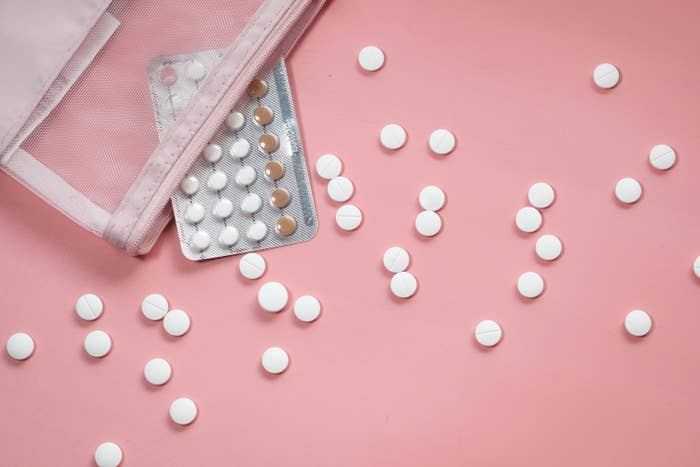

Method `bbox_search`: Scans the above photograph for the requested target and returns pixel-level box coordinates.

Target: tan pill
[259,133,279,153]
[264,161,285,181]
[253,106,274,126]
[275,215,297,237]
[270,188,291,209]
[247,78,268,98]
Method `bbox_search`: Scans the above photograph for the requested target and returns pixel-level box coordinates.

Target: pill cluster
[416,185,445,237]
[383,246,417,298]
[315,153,363,231]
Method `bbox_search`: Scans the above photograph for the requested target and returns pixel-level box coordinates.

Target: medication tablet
[212,198,234,219]
[391,271,417,298]
[6,332,34,360]
[614,177,642,204]
[327,176,354,202]
[264,161,285,181]
[258,281,288,313]
[336,204,362,231]
[230,138,251,159]
[294,295,321,322]
[190,230,211,251]
[202,144,222,163]
[253,105,274,126]
[625,310,652,337]
[247,78,268,98]
[275,215,297,237]
[157,65,178,86]
[141,293,169,321]
[207,170,228,191]
[247,221,268,241]
[261,347,289,374]
[693,256,700,279]
[515,207,542,233]
[170,397,197,425]
[270,188,291,209]
[184,203,205,224]
[535,234,562,261]
[84,330,111,358]
[649,144,676,170]
[180,175,199,196]
[358,45,385,71]
[239,252,266,279]
[75,293,103,321]
[474,320,502,347]
[241,193,263,214]
[163,309,190,336]
[383,246,410,273]
[517,272,544,298]
[428,129,456,155]
[258,133,279,153]
[415,210,442,237]
[185,60,206,81]
[380,124,407,150]
[315,154,343,180]
[528,182,555,208]
[144,358,172,385]
[235,165,257,186]
[225,111,246,131]
[593,63,620,89]
[94,442,123,467]
[419,186,445,211]
[218,226,239,247]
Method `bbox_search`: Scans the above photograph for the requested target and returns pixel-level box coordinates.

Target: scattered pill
[270,188,291,209]
[241,193,263,214]
[212,198,234,219]
[190,230,211,251]
[315,154,343,180]
[264,161,285,181]
[649,144,676,170]
[528,182,555,209]
[157,65,178,86]
[428,129,456,155]
[185,60,206,81]
[225,111,246,132]
[234,165,257,187]
[207,170,227,191]
[390,271,417,298]
[239,253,266,279]
[258,281,288,313]
[247,78,268,98]
[380,124,407,150]
[141,293,169,321]
[6,333,34,360]
[535,234,562,261]
[474,320,502,347]
[180,176,199,196]
[258,133,279,153]
[253,105,274,126]
[202,144,222,163]
[247,221,268,241]
[262,347,289,374]
[515,206,542,233]
[229,138,251,159]
[184,203,205,224]
[693,256,700,279]
[275,215,297,237]
[415,210,442,237]
[170,397,197,425]
[517,272,544,298]
[336,204,363,231]
[84,330,112,358]
[593,63,620,89]
[625,310,652,337]
[327,176,354,202]
[383,246,410,273]
[358,46,385,71]
[294,295,321,322]
[419,186,445,211]
[163,309,191,336]
[218,226,240,247]
[75,293,104,321]
[614,177,642,204]
[94,442,123,467]
[144,358,172,386]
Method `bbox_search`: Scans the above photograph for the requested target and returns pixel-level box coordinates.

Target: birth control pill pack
[148,53,317,260]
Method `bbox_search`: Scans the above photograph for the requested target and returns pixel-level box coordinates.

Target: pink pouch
[0,0,325,255]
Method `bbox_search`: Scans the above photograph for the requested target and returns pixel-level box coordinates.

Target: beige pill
[247,78,268,98]
[253,106,274,126]
[259,133,279,153]
[264,161,285,181]
[275,215,297,237]
[270,188,291,209]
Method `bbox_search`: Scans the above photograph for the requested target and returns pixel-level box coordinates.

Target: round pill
[593,63,620,89]
[419,186,445,211]
[185,60,206,81]
[535,234,562,261]
[258,133,279,153]
[625,310,652,337]
[528,182,555,208]
[225,111,246,132]
[163,309,190,336]
[241,193,263,214]
[180,175,199,196]
[428,129,456,155]
[649,144,676,170]
[94,442,123,467]
[239,253,266,279]
[275,215,297,237]
[415,210,442,237]
[517,272,544,298]
[218,226,240,247]
[294,295,321,322]
[270,188,290,209]
[261,347,289,374]
[335,204,362,231]
[234,165,257,187]
[358,45,385,71]
[615,177,642,204]
[75,293,103,321]
[258,281,288,312]
[247,78,268,98]
[515,206,542,233]
[474,320,502,347]
[158,65,178,86]
[315,154,343,180]
[170,397,197,425]
[264,161,285,181]
[184,202,205,224]
[380,123,407,150]
[207,170,227,191]
[84,330,111,358]
[247,221,268,241]
[202,143,222,163]
[383,246,410,273]
[190,230,210,251]
[253,105,274,126]
[229,138,251,159]
[693,256,700,279]
[212,198,234,219]
[327,176,354,202]
[390,271,417,298]
[6,333,34,360]
[144,358,172,385]
[141,293,169,321]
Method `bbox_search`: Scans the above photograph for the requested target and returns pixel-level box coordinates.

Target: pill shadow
[512,221,544,240]
[589,74,623,94]
[377,137,407,156]
[385,281,420,304]
[251,296,288,323]
[688,267,700,283]
[291,311,321,329]
[79,345,111,365]
[620,323,651,344]
[333,218,364,236]
[412,227,442,243]
[165,414,194,433]
[3,352,31,367]
[140,372,170,393]
[470,334,503,353]
[160,327,191,342]
[513,283,546,304]
[425,142,456,161]
[257,362,291,380]
[612,189,644,209]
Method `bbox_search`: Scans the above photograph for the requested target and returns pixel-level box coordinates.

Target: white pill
[184,203,205,224]
[247,221,268,241]
[327,176,354,202]
[615,177,642,204]
[258,281,288,313]
[94,442,123,467]
[239,253,266,279]
[390,271,417,298]
[241,193,263,214]
[185,60,206,81]
[380,123,407,150]
[235,165,257,186]
[180,175,199,196]
[218,226,239,247]
[230,138,251,159]
[535,234,562,261]
[335,204,362,231]
[428,129,456,155]
[202,144,222,163]
[415,210,442,237]
[190,230,211,251]
[593,63,620,89]
[207,170,227,191]
[294,295,321,322]
[383,246,410,273]
[144,358,172,385]
[163,309,190,336]
[315,154,343,179]
[474,320,502,347]
[75,293,103,321]
[625,310,652,337]
[693,256,700,279]
[84,330,111,358]
[262,347,289,374]
[528,182,555,209]
[212,198,234,219]
[358,45,384,71]
[649,144,676,170]
[517,272,544,298]
[6,332,34,360]
[170,397,197,425]
[225,111,246,131]
[141,293,169,321]
[419,185,445,211]
[515,206,542,233]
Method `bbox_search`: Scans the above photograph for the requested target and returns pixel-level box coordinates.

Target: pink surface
[2,0,700,465]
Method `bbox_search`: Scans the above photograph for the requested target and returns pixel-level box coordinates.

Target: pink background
[3,0,700,465]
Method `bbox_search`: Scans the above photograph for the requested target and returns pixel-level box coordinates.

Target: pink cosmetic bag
[0,0,324,255]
